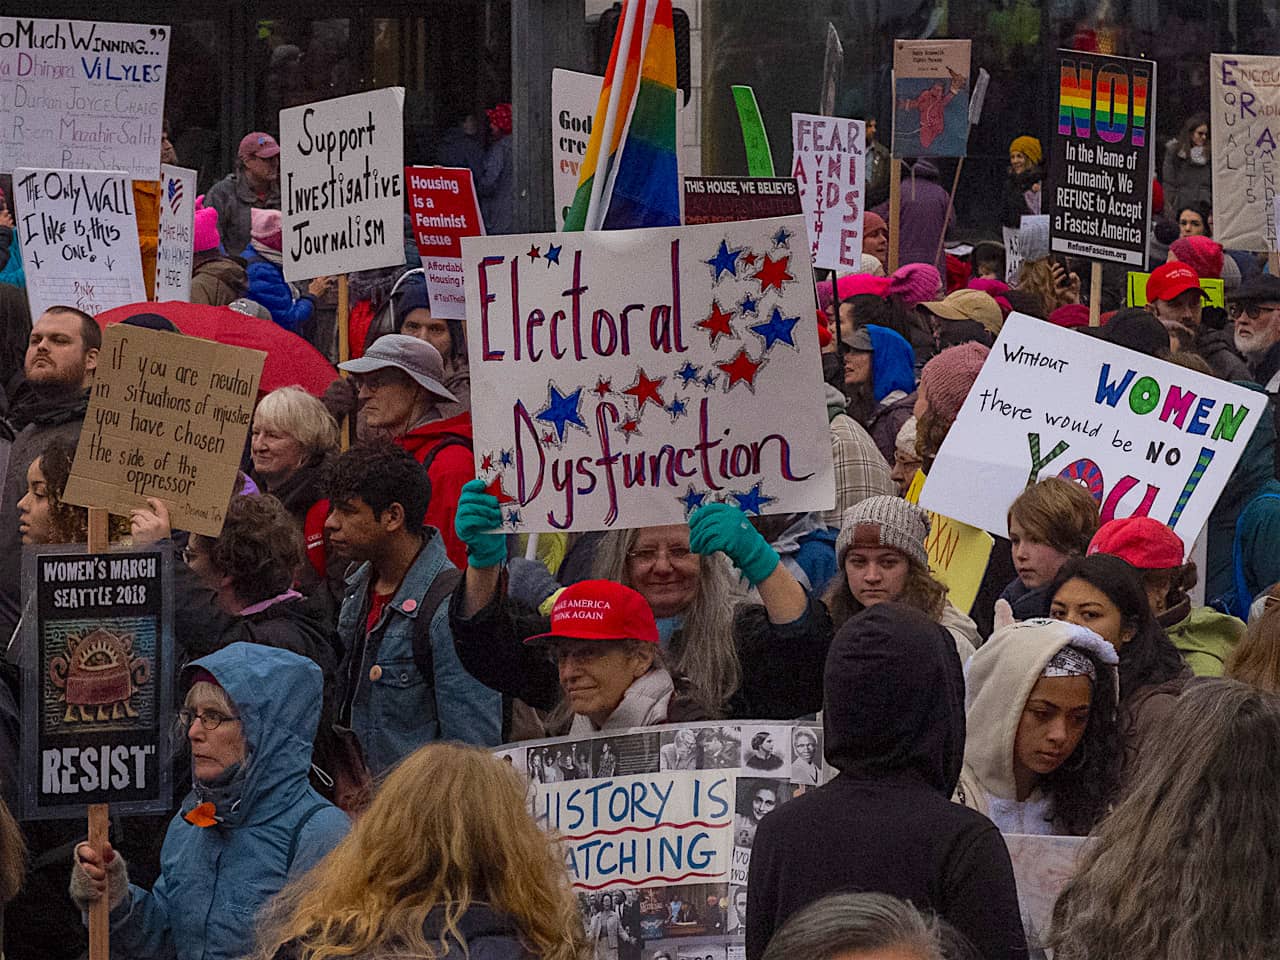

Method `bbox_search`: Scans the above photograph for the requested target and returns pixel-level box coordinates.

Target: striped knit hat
[835,495,930,567]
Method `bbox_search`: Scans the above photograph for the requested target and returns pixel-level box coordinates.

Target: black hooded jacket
[746,604,1027,960]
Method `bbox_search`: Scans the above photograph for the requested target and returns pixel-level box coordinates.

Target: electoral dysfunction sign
[683,177,803,226]
[1050,50,1156,266]
[155,163,196,301]
[891,39,972,158]
[280,86,406,282]
[0,18,170,179]
[12,167,146,319]
[62,325,265,537]
[920,313,1264,543]
[1211,55,1280,252]
[462,216,835,532]
[790,114,865,271]
[20,545,173,819]
[406,165,485,320]
[497,721,827,960]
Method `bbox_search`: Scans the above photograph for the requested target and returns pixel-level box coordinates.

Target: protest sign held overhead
[791,114,865,271]
[1211,54,1280,251]
[20,545,173,820]
[497,721,826,958]
[892,40,972,158]
[920,313,1264,542]
[463,215,834,532]
[0,18,170,180]
[683,177,802,226]
[13,167,146,319]
[280,86,406,282]
[1050,50,1156,266]
[155,163,196,301]
[551,69,604,230]
[406,165,485,321]
[62,324,265,537]
[905,469,993,616]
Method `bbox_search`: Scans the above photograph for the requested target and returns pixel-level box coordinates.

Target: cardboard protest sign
[0,18,170,180]
[891,40,972,158]
[406,165,485,321]
[683,177,802,226]
[63,325,264,537]
[463,215,834,532]
[920,313,1264,543]
[155,163,196,301]
[1211,55,1280,251]
[12,167,146,319]
[1127,272,1224,309]
[905,469,992,615]
[20,545,173,819]
[1051,51,1156,266]
[280,87,405,282]
[1005,834,1091,954]
[497,721,826,959]
[552,69,604,230]
[791,114,865,270]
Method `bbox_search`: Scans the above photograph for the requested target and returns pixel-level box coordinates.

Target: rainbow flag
[563,0,679,231]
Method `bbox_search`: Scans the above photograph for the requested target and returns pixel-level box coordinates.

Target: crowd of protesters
[0,94,1278,960]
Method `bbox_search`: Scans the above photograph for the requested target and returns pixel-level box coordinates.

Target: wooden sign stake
[888,160,902,273]
[87,505,110,960]
[1089,261,1103,327]
[337,274,352,451]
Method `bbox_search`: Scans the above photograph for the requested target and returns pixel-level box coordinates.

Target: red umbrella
[95,301,338,397]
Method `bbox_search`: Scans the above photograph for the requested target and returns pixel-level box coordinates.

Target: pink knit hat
[966,277,1012,318]
[1169,235,1224,280]
[1048,303,1090,328]
[251,207,283,251]
[919,341,990,422]
[193,201,221,253]
[886,263,942,307]
[835,273,892,299]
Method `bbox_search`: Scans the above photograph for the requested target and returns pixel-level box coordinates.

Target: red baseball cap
[1088,516,1185,570]
[1146,263,1205,304]
[525,579,659,645]
[238,131,281,160]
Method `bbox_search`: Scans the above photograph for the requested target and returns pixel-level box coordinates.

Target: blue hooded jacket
[106,643,349,960]
[242,246,315,333]
[865,324,917,404]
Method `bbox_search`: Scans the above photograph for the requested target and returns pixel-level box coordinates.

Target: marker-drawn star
[593,376,612,399]
[618,417,642,441]
[750,306,801,351]
[665,396,688,421]
[480,453,494,472]
[622,368,666,412]
[705,239,743,281]
[484,474,517,505]
[738,292,760,317]
[741,251,759,267]
[505,508,523,526]
[732,482,777,516]
[544,243,562,266]
[700,370,719,391]
[675,361,702,386]
[678,485,707,515]
[696,300,736,346]
[527,244,541,262]
[717,348,767,392]
[499,449,514,468]
[752,253,795,294]
[542,431,558,446]
[534,382,588,442]
[771,225,793,249]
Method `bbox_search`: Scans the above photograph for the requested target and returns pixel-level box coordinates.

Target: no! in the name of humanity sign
[280,86,406,282]
[463,216,834,532]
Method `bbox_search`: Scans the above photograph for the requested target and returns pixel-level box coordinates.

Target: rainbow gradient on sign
[1058,60,1151,146]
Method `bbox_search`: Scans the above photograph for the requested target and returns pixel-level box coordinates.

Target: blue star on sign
[544,243,562,266]
[676,361,701,386]
[771,225,793,249]
[534,382,588,442]
[738,292,760,316]
[750,306,801,351]
[732,482,777,516]
[706,239,743,281]
[499,449,514,468]
[505,508,523,527]
[700,370,718,391]
[665,396,688,421]
[678,485,707,515]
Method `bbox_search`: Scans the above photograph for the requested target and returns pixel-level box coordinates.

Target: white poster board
[921,313,1265,543]
[280,86,406,282]
[551,68,604,231]
[463,215,835,532]
[1211,54,1280,252]
[13,167,146,319]
[791,113,865,271]
[155,163,195,301]
[0,18,170,180]
[1002,215,1050,286]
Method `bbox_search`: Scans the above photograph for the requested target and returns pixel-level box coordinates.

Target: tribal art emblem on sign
[49,627,151,723]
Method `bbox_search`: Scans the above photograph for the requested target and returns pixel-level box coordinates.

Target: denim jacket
[337,528,501,775]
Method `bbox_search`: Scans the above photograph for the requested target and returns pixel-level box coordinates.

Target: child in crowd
[1001,478,1100,620]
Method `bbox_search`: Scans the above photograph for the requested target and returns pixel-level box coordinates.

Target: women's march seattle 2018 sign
[462,216,834,532]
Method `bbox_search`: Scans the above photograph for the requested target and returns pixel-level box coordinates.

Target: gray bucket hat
[338,333,457,403]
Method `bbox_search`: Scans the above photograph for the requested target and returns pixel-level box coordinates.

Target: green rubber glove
[454,479,506,568]
[688,502,780,586]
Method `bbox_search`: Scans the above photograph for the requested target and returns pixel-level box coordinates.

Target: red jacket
[395,411,474,569]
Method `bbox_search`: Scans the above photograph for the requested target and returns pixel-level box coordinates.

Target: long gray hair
[592,526,744,716]
[761,892,944,960]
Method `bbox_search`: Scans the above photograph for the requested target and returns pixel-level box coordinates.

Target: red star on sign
[622,368,666,411]
[593,377,612,398]
[527,244,541,261]
[542,431,557,445]
[741,251,759,267]
[752,253,794,293]
[484,474,517,504]
[619,418,641,438]
[696,300,736,346]
[717,348,767,392]
[480,453,494,472]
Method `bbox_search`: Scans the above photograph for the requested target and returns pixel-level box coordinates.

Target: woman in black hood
[746,604,1027,960]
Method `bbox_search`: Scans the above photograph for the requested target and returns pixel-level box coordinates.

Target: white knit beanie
[835,495,930,567]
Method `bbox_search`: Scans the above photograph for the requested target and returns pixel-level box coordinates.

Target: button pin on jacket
[369,664,382,682]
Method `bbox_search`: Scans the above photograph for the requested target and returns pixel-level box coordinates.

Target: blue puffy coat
[242,247,315,333]
[106,643,349,960]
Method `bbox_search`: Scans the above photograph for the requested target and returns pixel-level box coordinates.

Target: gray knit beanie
[835,496,930,567]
